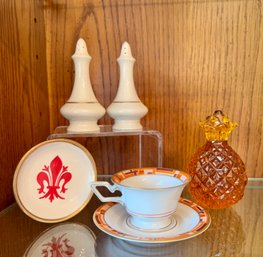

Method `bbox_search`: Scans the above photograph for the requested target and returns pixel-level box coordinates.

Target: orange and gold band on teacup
[111,168,191,185]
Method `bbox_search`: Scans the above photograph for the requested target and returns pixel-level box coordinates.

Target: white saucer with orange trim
[93,198,211,244]
[13,139,97,223]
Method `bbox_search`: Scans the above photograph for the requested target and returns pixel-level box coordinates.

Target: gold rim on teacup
[111,167,191,190]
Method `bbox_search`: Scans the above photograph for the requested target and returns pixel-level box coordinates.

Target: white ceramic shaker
[60,38,105,132]
[107,42,148,131]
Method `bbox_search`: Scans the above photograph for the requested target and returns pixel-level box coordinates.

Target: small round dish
[13,139,97,222]
[23,223,96,257]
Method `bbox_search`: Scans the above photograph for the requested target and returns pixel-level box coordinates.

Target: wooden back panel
[0,1,50,210]
[0,0,262,210]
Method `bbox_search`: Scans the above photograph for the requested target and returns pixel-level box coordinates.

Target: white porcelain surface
[113,42,139,102]
[61,102,105,132]
[90,168,190,230]
[93,200,211,243]
[24,223,96,257]
[13,139,97,222]
[107,102,148,131]
[120,174,183,188]
[107,42,148,131]
[68,38,97,102]
[60,38,105,132]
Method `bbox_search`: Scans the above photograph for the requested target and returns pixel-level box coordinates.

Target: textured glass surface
[199,110,237,141]
[187,111,248,209]
[188,141,247,209]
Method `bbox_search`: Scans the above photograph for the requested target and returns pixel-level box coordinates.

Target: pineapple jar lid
[199,110,238,141]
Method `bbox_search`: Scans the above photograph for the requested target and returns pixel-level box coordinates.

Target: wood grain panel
[1,0,263,210]
[45,0,263,177]
[0,0,50,210]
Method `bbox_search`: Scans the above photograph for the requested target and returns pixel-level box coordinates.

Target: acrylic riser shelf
[47,125,163,174]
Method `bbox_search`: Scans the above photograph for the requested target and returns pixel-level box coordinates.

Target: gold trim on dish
[13,138,97,223]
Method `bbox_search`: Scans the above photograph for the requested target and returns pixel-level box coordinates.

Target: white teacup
[90,168,191,231]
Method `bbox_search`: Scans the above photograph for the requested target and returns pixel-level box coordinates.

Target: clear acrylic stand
[47,125,163,172]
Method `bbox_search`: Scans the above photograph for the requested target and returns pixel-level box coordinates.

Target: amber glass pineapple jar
[187,110,247,209]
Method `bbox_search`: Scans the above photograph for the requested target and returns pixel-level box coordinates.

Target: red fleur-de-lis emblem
[36,156,72,202]
[41,233,75,257]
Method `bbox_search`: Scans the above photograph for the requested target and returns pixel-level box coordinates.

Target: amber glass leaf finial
[199,110,238,141]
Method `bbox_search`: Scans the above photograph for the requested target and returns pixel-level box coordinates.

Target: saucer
[13,139,97,222]
[24,223,96,257]
[93,198,211,243]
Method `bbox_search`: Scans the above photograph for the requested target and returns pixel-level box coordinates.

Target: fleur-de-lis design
[41,233,75,257]
[37,156,72,202]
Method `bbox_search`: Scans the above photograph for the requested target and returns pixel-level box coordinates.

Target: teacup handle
[90,181,124,205]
